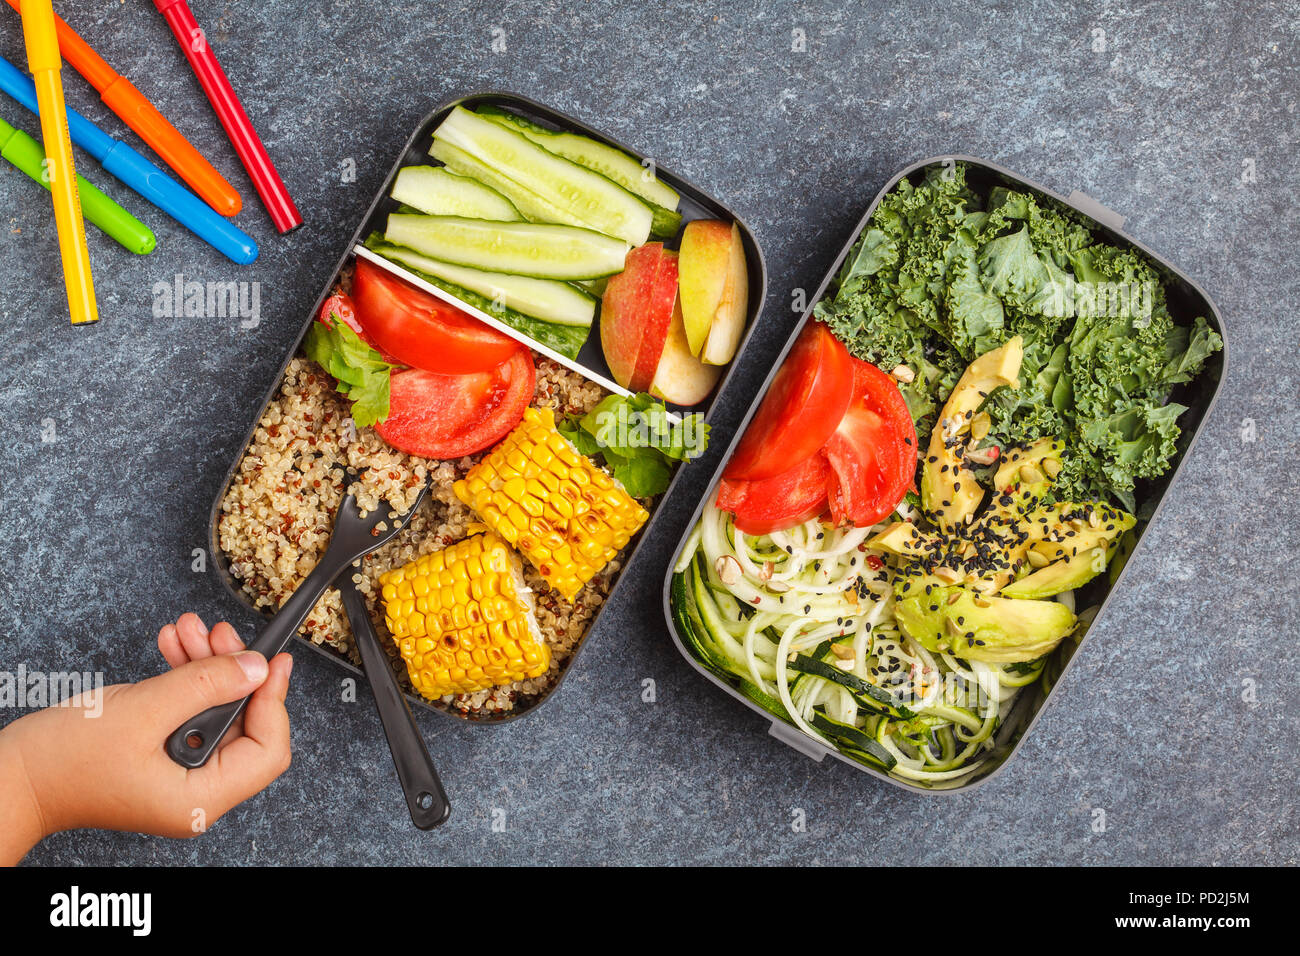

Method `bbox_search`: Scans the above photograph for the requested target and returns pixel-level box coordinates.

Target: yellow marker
[20,0,97,325]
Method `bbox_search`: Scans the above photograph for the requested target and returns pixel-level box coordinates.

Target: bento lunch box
[661,155,1228,793]
[208,91,767,723]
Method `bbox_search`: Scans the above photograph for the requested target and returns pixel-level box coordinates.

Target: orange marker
[4,0,242,217]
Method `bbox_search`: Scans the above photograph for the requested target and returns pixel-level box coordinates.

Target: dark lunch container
[209,92,767,723]
[661,155,1228,793]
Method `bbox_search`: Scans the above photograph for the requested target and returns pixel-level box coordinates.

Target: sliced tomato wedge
[351,258,521,375]
[723,322,854,482]
[376,349,535,459]
[823,358,917,527]
[716,452,831,535]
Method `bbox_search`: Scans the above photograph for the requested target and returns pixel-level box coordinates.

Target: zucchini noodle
[673,502,1060,788]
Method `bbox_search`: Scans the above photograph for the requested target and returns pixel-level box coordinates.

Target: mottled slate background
[2,0,1295,865]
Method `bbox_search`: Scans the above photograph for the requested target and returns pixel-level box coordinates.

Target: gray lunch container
[660,155,1228,793]
[209,91,768,724]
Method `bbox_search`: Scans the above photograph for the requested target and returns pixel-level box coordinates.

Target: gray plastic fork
[165,480,431,771]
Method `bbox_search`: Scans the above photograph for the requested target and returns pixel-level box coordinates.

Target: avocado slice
[975,482,1054,565]
[975,437,1064,533]
[1001,546,1109,599]
[994,437,1065,492]
[921,337,1023,530]
[867,521,944,559]
[1002,504,1136,599]
[895,586,1076,663]
[1030,524,1131,564]
[872,522,1015,599]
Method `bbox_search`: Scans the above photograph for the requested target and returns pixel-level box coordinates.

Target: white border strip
[353,244,631,398]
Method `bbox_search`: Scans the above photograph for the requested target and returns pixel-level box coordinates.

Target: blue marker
[0,53,257,265]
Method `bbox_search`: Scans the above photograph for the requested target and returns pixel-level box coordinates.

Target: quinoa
[217,352,611,717]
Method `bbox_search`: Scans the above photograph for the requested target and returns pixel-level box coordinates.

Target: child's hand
[0,613,292,858]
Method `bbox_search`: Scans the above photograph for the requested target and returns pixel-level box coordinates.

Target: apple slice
[599,244,657,388]
[700,224,749,366]
[676,221,748,361]
[650,296,723,406]
[600,243,677,391]
[630,248,679,391]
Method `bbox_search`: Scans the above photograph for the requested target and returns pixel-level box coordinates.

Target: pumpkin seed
[715,555,743,586]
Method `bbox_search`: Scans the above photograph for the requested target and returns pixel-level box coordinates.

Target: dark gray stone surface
[2,0,1295,865]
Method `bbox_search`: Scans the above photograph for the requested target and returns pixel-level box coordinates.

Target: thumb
[138,651,270,728]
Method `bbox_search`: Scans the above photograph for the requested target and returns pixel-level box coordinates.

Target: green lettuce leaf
[556,393,709,498]
[304,318,393,427]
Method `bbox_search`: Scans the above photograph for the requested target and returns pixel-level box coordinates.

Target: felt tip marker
[0,114,155,254]
[153,0,302,233]
[20,0,97,324]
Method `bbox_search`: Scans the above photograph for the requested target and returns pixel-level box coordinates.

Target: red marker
[152,0,301,233]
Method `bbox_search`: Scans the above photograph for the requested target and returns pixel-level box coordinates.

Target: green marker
[0,114,155,255]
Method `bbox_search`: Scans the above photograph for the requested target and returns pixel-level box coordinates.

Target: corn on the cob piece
[379,532,549,700]
[453,407,649,601]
